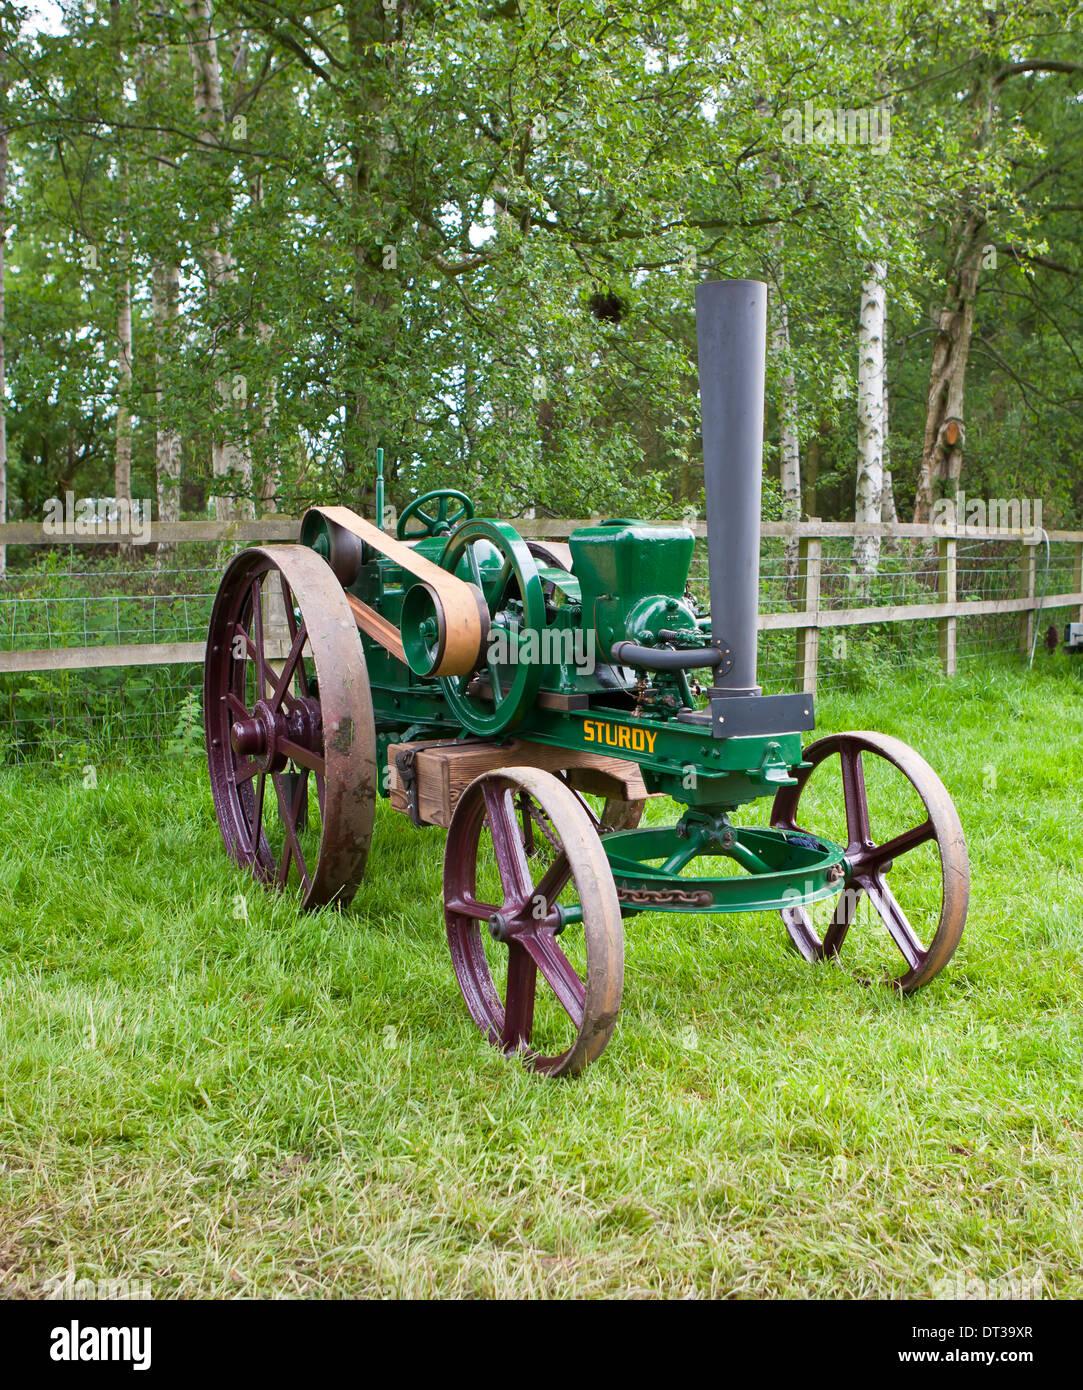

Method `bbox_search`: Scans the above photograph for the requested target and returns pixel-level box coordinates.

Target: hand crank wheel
[770,731,969,992]
[444,767,624,1076]
[204,545,377,910]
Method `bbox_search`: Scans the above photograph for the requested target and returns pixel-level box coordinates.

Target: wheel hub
[230,696,322,773]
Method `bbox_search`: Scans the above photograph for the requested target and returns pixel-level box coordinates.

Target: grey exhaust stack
[691,279,814,737]
[695,278,766,698]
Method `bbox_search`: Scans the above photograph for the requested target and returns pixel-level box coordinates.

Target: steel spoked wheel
[444,767,624,1076]
[204,545,377,910]
[771,731,969,991]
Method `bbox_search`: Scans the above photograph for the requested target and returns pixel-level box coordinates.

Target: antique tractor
[204,280,970,1076]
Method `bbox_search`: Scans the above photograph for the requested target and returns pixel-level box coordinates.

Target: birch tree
[0,58,7,580]
[853,259,886,577]
[770,283,801,578]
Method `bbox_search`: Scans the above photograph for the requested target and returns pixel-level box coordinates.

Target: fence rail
[2,517,1081,699]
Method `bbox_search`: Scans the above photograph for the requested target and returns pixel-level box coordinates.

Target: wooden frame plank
[0,641,206,673]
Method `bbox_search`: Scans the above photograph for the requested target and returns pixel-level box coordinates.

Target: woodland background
[0,0,1081,573]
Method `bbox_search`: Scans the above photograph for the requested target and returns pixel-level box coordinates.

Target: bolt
[488,912,508,942]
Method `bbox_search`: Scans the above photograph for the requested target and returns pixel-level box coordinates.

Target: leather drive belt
[300,505,488,678]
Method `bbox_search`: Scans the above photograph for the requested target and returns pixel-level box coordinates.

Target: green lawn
[1,661,1081,1298]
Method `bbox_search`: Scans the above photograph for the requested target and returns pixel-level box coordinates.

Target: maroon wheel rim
[444,767,624,1077]
[771,731,969,991]
[204,545,377,910]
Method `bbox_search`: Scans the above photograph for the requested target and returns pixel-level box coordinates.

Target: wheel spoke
[444,896,502,920]
[249,773,267,853]
[854,819,935,871]
[533,851,572,913]
[781,903,822,961]
[250,576,269,697]
[273,770,311,894]
[502,942,538,1048]
[268,622,309,711]
[233,757,260,785]
[518,927,585,1028]
[840,743,872,851]
[225,689,250,721]
[483,782,534,908]
[821,883,860,955]
[519,792,535,855]
[861,872,925,971]
[276,737,325,776]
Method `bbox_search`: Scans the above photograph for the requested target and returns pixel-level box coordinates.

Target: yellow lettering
[644,730,657,754]
[604,724,617,746]
[631,729,644,752]
[617,726,631,749]
[584,721,595,743]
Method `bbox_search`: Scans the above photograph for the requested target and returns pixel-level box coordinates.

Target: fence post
[795,524,821,694]
[1019,538,1037,656]
[1074,540,1083,625]
[937,535,957,677]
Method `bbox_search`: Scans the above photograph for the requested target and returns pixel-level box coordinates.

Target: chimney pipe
[695,278,767,698]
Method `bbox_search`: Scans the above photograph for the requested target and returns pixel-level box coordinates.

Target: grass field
[1,660,1081,1298]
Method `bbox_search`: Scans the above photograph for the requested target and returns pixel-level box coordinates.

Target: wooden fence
[2,516,1082,697]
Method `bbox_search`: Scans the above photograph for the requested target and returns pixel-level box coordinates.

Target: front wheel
[444,767,624,1076]
[770,731,969,992]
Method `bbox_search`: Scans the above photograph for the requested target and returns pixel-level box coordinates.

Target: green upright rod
[375,447,385,530]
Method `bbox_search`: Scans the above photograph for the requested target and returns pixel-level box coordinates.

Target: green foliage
[1,1,1081,533]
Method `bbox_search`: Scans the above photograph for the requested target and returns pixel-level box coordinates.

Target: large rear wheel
[204,545,377,910]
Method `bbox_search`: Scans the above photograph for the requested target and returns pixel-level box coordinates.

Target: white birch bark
[853,260,887,576]
[0,69,8,580]
[152,263,182,527]
[115,234,133,521]
[771,288,801,577]
[765,167,801,579]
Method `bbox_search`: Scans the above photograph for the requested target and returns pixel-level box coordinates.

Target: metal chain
[524,797,563,854]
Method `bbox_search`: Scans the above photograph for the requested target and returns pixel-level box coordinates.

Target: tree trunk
[913,212,984,521]
[152,262,182,560]
[186,0,253,520]
[0,68,8,581]
[913,61,997,523]
[880,379,899,553]
[853,260,887,577]
[115,236,134,532]
[764,166,801,578]
[771,287,801,578]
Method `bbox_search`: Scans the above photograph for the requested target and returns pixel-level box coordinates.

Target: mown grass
[0,660,1081,1298]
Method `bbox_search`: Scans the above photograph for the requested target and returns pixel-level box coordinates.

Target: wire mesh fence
[1,523,1079,764]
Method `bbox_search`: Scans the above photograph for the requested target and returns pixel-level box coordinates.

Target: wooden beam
[0,641,205,673]
[938,536,957,677]
[3,517,1083,546]
[757,592,1083,632]
[0,519,300,546]
[794,530,821,695]
[1019,541,1038,656]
